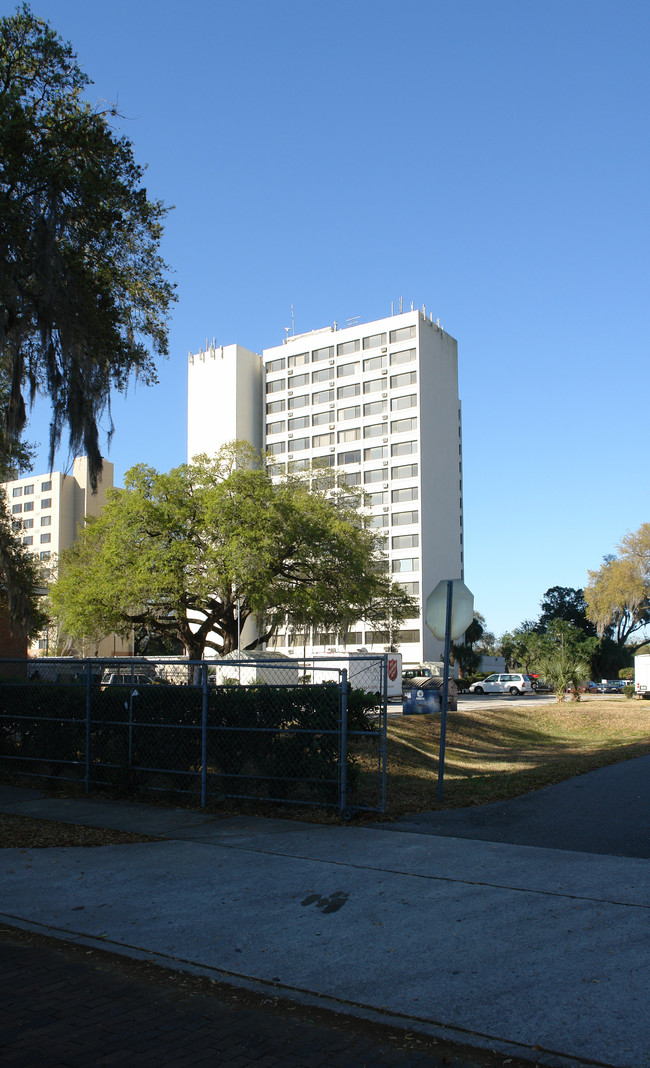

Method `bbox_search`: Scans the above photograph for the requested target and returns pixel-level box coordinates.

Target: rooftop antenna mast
[291,304,295,335]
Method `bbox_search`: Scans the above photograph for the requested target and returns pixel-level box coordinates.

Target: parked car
[100,672,155,691]
[468,673,533,696]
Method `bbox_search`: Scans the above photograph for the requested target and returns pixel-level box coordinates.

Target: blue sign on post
[403,687,441,715]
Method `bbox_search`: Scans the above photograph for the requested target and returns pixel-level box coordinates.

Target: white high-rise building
[187,308,463,665]
[1,456,133,657]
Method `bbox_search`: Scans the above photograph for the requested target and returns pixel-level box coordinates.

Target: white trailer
[305,652,402,699]
[634,655,650,698]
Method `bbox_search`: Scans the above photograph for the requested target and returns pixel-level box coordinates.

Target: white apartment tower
[1,456,133,657]
[188,308,463,665]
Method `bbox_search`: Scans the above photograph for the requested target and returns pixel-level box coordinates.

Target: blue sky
[14,0,650,638]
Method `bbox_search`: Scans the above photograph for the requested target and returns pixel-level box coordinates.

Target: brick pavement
[0,926,540,1068]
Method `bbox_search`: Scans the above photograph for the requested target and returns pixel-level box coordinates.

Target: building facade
[1,456,133,657]
[187,308,463,665]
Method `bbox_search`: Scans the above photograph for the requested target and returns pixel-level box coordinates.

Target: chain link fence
[0,656,388,817]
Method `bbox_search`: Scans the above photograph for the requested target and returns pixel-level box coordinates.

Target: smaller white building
[1,456,133,658]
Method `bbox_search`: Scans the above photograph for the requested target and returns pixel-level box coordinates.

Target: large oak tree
[50,445,418,659]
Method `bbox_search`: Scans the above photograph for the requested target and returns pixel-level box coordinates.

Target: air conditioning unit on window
[382,369,388,375]
[382,392,388,398]
[381,347,387,353]
[329,424,334,430]
[288,390,293,395]
[383,437,388,443]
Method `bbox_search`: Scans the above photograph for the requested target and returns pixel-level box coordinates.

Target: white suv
[469,673,532,696]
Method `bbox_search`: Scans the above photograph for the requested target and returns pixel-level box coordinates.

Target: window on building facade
[23,484,34,495]
[40,497,52,509]
[267,357,285,372]
[398,581,420,596]
[12,487,22,497]
[391,440,417,456]
[390,393,416,411]
[391,417,417,433]
[390,348,416,366]
[363,399,387,416]
[266,399,285,414]
[22,517,34,529]
[392,533,419,549]
[266,378,285,393]
[363,423,384,438]
[40,551,51,561]
[337,339,360,356]
[268,441,286,455]
[344,471,361,486]
[266,420,285,436]
[291,436,310,451]
[312,433,334,447]
[366,490,388,506]
[41,515,51,526]
[288,415,309,430]
[338,405,360,421]
[390,461,416,478]
[362,332,386,350]
[363,355,386,373]
[22,535,33,545]
[389,325,416,343]
[392,486,418,502]
[364,445,387,461]
[312,389,334,405]
[392,509,419,525]
[390,370,417,389]
[288,394,309,410]
[41,481,52,492]
[396,629,420,643]
[392,463,418,479]
[337,361,359,378]
[312,345,334,362]
[288,351,308,368]
[268,462,285,476]
[338,427,360,442]
[311,367,331,383]
[367,513,388,528]
[312,454,335,468]
[11,504,21,514]
[291,372,309,387]
[337,449,361,465]
[337,382,360,399]
[288,458,309,472]
[23,501,34,512]
[366,629,389,644]
[311,411,330,426]
[391,557,418,572]
[40,533,51,544]
[364,468,384,484]
[363,377,384,394]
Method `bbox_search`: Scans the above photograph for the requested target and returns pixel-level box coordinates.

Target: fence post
[201,663,208,808]
[339,668,348,818]
[85,661,92,794]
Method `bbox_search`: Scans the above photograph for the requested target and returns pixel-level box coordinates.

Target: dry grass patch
[378,697,650,817]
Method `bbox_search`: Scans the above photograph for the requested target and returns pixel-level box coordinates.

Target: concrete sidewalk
[1,781,649,1068]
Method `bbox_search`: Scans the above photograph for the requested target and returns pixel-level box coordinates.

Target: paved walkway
[1,757,649,1068]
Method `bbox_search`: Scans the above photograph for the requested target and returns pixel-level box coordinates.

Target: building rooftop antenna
[346,316,361,327]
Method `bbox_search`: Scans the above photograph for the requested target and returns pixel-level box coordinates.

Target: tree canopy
[585,523,650,649]
[0,4,175,488]
[0,488,46,637]
[49,445,418,659]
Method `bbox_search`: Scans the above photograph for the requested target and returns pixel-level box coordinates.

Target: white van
[469,673,532,696]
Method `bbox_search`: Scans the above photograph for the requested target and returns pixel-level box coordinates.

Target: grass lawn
[376,696,650,818]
